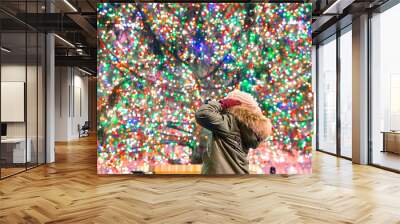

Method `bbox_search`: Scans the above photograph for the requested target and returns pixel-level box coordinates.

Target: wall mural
[97,2,313,175]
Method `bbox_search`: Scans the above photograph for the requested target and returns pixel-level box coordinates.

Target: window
[371,3,400,171]
[317,36,337,154]
[339,28,352,158]
[0,0,47,179]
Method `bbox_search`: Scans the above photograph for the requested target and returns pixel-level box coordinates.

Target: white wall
[1,65,26,82]
[72,73,89,138]
[1,65,26,139]
[55,66,69,141]
[1,65,42,138]
[54,67,89,141]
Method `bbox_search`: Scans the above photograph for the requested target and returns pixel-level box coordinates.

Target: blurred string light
[97,3,313,174]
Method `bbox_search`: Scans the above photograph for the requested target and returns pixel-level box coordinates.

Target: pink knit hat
[225,90,262,114]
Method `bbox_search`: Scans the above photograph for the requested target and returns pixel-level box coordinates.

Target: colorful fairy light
[97,3,313,175]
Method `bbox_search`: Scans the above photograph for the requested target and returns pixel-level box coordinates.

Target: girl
[195,90,272,174]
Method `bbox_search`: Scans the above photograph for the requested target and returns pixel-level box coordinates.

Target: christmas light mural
[97,3,313,175]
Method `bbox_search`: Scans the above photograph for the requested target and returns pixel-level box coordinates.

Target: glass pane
[317,37,337,154]
[27,31,38,169]
[1,31,27,177]
[38,32,45,165]
[371,5,400,171]
[0,0,46,178]
[312,45,317,151]
[340,29,352,158]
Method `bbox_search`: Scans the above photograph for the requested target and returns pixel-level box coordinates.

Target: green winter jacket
[195,100,270,175]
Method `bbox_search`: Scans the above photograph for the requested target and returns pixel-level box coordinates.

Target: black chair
[79,121,90,138]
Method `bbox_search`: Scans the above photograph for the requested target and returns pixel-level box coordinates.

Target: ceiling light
[1,47,11,53]
[323,0,355,15]
[54,34,75,48]
[78,67,93,76]
[63,0,78,12]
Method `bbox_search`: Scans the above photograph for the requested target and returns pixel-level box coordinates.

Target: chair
[79,121,90,138]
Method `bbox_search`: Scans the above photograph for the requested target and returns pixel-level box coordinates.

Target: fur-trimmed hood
[227,105,272,141]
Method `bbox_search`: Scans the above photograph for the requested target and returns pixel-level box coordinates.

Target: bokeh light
[97,3,313,175]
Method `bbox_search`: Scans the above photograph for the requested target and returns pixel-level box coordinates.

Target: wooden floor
[1,136,400,224]
[0,167,26,177]
[372,150,400,171]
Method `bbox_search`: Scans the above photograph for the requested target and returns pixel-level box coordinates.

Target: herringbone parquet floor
[1,135,400,224]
